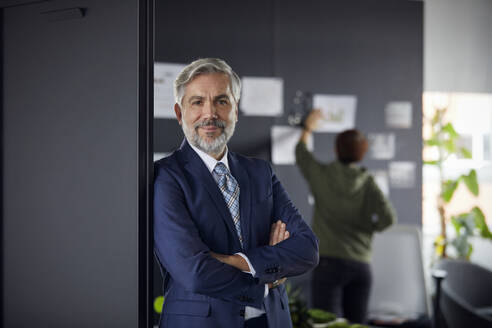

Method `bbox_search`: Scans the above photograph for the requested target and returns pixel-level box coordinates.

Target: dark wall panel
[2,1,142,327]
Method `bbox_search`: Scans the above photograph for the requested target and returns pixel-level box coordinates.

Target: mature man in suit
[154,58,319,328]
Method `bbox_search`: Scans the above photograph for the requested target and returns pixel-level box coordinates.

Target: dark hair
[335,129,368,164]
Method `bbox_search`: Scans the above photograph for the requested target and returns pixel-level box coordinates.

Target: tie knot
[214,162,228,175]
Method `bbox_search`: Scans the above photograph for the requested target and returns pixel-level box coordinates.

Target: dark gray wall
[2,1,149,327]
[154,0,422,306]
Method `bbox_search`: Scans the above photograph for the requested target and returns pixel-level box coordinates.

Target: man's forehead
[185,73,231,92]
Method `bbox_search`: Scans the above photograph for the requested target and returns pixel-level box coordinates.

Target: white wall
[425,0,492,92]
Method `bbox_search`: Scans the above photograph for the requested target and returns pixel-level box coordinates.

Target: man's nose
[202,101,218,118]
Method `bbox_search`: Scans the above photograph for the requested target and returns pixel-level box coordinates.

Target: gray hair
[174,58,241,107]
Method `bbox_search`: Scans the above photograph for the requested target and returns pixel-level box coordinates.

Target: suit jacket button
[239,309,245,317]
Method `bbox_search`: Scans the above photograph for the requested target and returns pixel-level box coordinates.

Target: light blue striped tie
[213,162,243,248]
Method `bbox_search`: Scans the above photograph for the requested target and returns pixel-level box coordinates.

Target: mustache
[194,119,226,130]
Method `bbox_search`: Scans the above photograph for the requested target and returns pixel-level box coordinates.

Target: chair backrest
[368,224,430,319]
[436,259,492,308]
[435,259,492,328]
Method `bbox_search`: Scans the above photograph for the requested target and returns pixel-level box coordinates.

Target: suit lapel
[178,140,242,249]
[228,152,252,251]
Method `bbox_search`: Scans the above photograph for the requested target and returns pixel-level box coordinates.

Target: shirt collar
[188,141,230,174]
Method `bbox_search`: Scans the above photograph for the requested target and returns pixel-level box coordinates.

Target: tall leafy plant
[424,104,492,259]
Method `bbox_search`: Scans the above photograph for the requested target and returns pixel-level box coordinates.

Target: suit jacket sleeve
[244,162,319,284]
[154,164,266,308]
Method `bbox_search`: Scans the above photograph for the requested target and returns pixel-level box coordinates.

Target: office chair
[435,259,492,328]
[368,225,431,325]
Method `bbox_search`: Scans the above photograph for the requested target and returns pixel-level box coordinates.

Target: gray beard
[182,118,236,157]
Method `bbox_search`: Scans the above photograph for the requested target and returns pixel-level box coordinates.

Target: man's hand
[269,220,290,246]
[267,220,290,288]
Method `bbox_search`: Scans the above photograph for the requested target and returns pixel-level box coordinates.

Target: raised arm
[154,166,265,307]
[296,109,325,181]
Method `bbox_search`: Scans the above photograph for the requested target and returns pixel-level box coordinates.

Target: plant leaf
[424,160,439,165]
[425,138,441,147]
[472,207,492,239]
[466,243,473,260]
[451,216,462,235]
[451,234,470,259]
[442,123,459,138]
[462,169,479,196]
[443,139,456,153]
[459,147,472,159]
[441,180,459,202]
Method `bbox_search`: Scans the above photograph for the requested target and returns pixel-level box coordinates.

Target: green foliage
[286,284,311,328]
[471,207,492,239]
[462,169,479,196]
[153,296,164,314]
[442,123,458,138]
[459,147,472,159]
[424,105,488,260]
[308,308,336,323]
[441,180,459,203]
[450,207,492,259]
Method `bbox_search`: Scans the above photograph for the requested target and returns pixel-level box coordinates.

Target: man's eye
[218,100,229,105]
[192,100,202,105]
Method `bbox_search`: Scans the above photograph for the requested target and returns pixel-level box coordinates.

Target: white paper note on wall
[368,133,396,160]
[240,77,283,116]
[271,126,313,165]
[371,170,390,197]
[313,94,357,132]
[389,161,416,188]
[154,62,186,118]
[385,101,412,128]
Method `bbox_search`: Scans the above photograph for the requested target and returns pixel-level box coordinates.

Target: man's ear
[174,103,183,125]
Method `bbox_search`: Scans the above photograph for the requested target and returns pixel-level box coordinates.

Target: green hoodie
[295,141,396,263]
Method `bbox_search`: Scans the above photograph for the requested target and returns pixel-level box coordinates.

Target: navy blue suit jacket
[154,140,319,328]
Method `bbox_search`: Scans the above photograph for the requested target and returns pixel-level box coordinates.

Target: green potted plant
[423,101,492,259]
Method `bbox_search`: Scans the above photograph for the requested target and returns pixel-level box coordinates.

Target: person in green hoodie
[295,109,396,324]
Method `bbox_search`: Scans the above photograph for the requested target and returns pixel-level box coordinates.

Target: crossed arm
[210,220,290,289]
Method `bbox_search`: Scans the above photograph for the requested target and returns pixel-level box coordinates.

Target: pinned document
[313,94,357,132]
[154,62,186,118]
[240,77,283,116]
[385,102,412,129]
[389,161,416,188]
[271,126,313,165]
[368,133,396,160]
